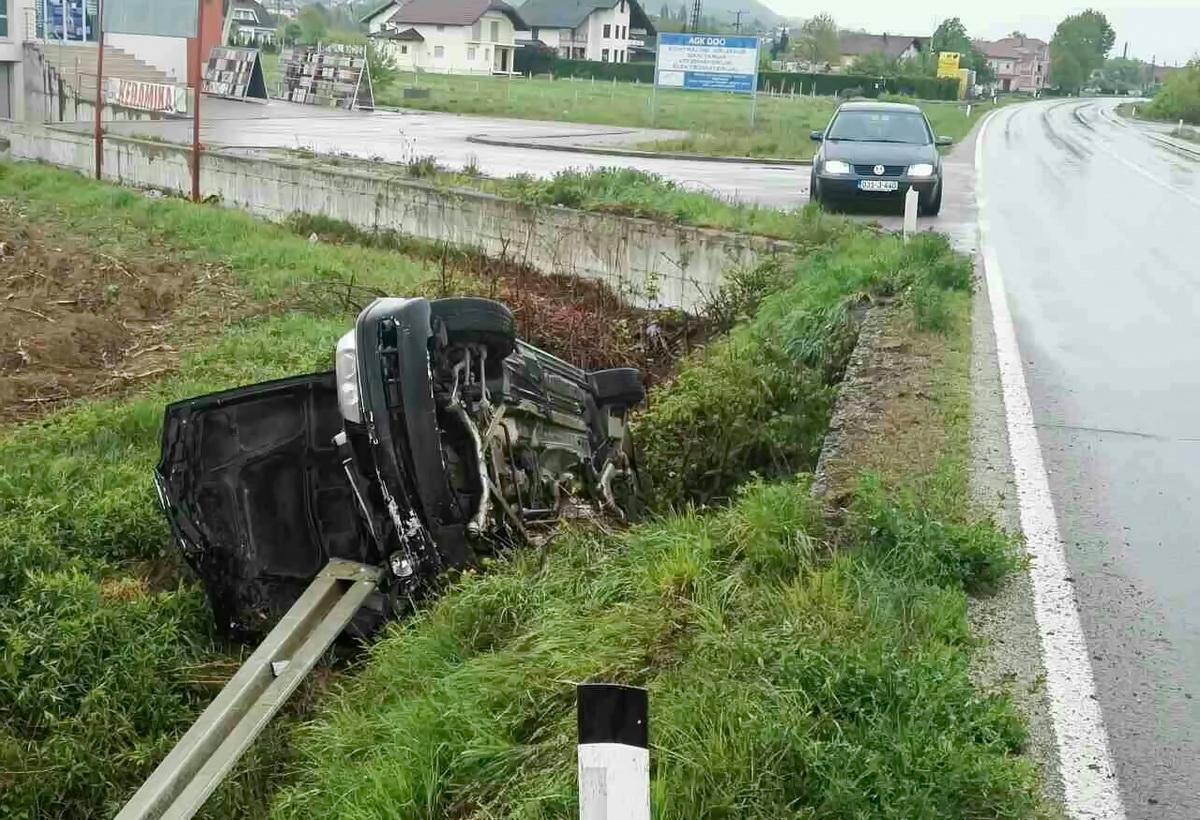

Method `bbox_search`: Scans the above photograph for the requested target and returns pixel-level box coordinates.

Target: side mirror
[810,130,824,142]
[935,135,954,146]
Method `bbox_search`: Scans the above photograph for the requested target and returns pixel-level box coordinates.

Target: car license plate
[858,180,899,192]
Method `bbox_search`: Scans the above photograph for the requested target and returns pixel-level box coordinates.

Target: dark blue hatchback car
[809,101,953,216]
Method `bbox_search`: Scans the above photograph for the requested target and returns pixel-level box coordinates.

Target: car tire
[430,297,517,359]
[589,368,646,409]
[920,184,943,217]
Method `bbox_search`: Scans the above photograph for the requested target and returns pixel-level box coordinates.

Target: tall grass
[636,230,973,511]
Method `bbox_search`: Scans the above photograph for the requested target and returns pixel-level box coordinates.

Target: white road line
[976,107,1126,820]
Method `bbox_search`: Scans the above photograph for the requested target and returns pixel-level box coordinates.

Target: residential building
[516,0,655,64]
[364,0,527,75]
[835,32,927,72]
[226,0,277,46]
[0,0,28,118]
[976,36,1048,93]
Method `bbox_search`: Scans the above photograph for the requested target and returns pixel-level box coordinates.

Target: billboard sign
[936,51,962,79]
[656,34,760,94]
[104,77,189,113]
[103,0,198,38]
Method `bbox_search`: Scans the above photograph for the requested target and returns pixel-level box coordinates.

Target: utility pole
[730,9,747,34]
[688,0,701,33]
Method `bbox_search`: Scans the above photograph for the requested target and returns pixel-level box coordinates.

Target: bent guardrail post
[115,560,383,820]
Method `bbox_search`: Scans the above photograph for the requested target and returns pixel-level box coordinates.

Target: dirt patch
[447,258,705,386]
[0,200,236,424]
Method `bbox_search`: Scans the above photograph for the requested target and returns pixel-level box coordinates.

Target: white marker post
[577,684,649,820]
[903,186,920,239]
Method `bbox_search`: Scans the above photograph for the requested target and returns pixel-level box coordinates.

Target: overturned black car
[155,297,645,636]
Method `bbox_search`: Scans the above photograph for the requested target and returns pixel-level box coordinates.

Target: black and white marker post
[576,683,650,820]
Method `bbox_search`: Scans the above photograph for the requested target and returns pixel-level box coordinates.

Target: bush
[1146,63,1200,124]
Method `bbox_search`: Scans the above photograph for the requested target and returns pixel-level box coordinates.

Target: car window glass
[827,111,932,144]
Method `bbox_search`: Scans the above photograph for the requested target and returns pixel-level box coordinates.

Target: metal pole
[93,0,104,180]
[191,0,205,202]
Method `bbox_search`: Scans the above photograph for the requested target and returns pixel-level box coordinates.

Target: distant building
[226,0,277,46]
[976,36,1049,93]
[835,32,928,72]
[516,0,655,64]
[364,0,527,75]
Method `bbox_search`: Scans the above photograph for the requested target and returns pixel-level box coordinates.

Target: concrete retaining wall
[0,121,793,310]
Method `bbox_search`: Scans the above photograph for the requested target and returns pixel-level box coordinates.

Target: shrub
[1146,63,1200,124]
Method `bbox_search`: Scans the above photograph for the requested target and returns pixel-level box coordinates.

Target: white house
[226,0,277,46]
[516,0,653,63]
[364,0,527,75]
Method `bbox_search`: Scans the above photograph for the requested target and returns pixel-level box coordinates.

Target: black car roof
[837,101,924,113]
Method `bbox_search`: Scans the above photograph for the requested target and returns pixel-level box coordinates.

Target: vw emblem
[873,164,886,176]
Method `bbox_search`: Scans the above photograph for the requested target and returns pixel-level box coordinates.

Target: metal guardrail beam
[115,559,383,820]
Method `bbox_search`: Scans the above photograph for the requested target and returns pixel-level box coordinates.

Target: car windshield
[826,110,932,145]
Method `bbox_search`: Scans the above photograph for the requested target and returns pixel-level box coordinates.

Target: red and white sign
[104,77,189,114]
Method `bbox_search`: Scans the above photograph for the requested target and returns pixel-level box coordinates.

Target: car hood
[821,140,937,165]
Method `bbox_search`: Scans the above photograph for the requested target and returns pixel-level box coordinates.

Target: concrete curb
[466,134,812,168]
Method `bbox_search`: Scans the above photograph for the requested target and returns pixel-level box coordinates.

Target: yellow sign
[937,51,961,79]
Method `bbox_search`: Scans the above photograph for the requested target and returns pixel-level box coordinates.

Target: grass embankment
[412,166,804,239]
[0,161,437,819]
[269,234,1042,817]
[373,71,1000,160]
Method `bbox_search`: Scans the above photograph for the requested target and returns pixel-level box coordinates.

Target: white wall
[0,0,26,119]
[387,12,519,75]
[584,2,632,62]
[107,33,189,82]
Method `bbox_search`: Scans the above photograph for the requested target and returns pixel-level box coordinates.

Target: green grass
[268,237,1040,818]
[0,160,1040,819]
[0,161,437,819]
[374,71,1003,160]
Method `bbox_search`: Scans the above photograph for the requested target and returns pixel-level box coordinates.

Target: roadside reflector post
[577,683,649,820]
[1179,119,1185,136]
[903,186,919,240]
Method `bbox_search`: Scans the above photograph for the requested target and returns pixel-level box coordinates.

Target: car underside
[155,297,645,636]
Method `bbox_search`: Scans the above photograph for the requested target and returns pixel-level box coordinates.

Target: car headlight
[907,163,935,178]
[823,159,852,175]
[336,330,362,424]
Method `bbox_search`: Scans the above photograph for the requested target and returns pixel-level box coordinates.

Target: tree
[853,51,899,77]
[659,3,670,20]
[928,17,994,84]
[1009,31,1028,38]
[931,17,970,54]
[796,14,840,70]
[1100,57,1148,93]
[296,4,330,44]
[771,28,790,59]
[1050,9,1115,92]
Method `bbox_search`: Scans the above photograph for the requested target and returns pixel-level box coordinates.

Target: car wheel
[430,297,517,359]
[920,183,943,217]
[589,368,646,409]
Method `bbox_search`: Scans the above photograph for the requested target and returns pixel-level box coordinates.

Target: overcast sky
[765,1,1199,66]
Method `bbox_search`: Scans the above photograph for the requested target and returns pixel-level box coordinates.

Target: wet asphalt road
[980,98,1200,817]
